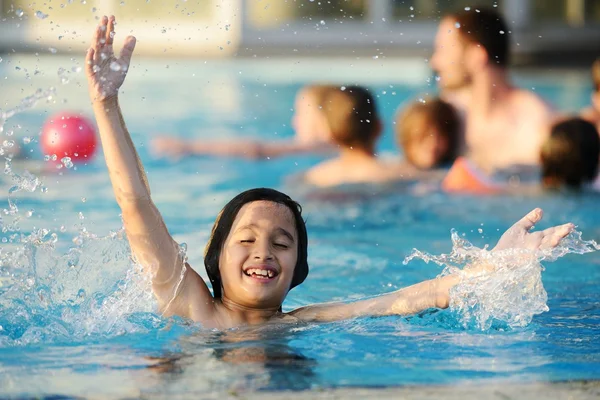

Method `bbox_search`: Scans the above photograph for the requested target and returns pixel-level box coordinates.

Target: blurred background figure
[432,8,555,174]
[395,97,461,172]
[581,58,600,133]
[541,117,600,190]
[150,84,338,160]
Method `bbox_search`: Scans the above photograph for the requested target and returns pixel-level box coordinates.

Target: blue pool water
[0,55,599,397]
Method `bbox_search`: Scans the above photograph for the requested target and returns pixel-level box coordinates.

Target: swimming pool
[0,55,599,398]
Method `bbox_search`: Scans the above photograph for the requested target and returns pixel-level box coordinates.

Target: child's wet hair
[540,118,600,189]
[321,86,380,150]
[396,98,461,167]
[204,188,309,300]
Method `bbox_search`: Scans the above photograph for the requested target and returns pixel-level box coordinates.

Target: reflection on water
[147,324,317,393]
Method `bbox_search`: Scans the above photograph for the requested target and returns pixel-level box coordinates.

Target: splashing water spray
[0,88,180,347]
[404,229,600,330]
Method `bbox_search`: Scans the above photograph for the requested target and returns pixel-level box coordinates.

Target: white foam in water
[404,229,600,330]
[0,89,161,347]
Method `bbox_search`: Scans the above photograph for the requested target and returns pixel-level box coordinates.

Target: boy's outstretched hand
[85,15,136,103]
[493,208,574,252]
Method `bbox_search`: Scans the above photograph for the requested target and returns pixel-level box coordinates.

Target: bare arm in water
[290,208,573,322]
[85,16,217,324]
[150,136,336,160]
[87,17,574,330]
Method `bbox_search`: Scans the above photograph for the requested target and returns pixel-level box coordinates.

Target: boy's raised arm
[85,16,215,320]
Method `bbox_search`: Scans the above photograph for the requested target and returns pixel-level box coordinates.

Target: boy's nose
[253,240,274,260]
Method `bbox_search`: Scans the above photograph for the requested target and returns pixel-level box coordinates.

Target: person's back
[433,8,554,172]
[303,86,397,187]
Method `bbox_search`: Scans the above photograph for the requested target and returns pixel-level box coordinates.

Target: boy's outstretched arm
[291,208,574,322]
[85,16,215,321]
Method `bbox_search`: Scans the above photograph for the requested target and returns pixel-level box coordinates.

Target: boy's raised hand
[493,208,574,252]
[85,16,136,103]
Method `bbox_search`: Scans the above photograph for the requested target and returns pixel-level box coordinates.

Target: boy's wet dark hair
[204,188,309,300]
[541,118,600,189]
[448,7,510,67]
[396,98,461,167]
[322,86,380,150]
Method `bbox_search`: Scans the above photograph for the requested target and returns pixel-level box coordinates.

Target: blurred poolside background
[0,0,599,64]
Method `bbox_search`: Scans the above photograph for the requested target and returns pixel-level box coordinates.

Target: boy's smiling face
[218,201,298,310]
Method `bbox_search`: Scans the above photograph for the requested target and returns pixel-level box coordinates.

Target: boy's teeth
[246,268,275,278]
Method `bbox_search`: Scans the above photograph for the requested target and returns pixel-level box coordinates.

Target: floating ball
[41,112,97,163]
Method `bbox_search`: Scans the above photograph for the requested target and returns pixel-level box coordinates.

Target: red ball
[41,112,97,163]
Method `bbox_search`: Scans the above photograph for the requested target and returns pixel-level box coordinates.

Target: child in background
[540,118,600,190]
[151,85,337,160]
[581,58,600,133]
[395,97,461,173]
[302,86,401,187]
[443,117,600,194]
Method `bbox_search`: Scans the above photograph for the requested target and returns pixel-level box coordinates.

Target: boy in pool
[303,86,408,187]
[150,85,337,160]
[87,16,575,329]
[394,97,461,175]
[581,58,600,133]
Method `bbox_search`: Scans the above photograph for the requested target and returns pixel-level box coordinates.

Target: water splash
[0,88,168,347]
[404,229,599,331]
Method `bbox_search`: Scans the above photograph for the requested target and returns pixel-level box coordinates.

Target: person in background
[431,7,554,172]
[151,84,338,160]
[580,58,600,133]
[442,118,600,194]
[394,97,461,174]
[540,118,600,190]
[302,86,401,187]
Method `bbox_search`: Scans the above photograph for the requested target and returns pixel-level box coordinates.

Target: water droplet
[455,22,461,28]
[61,157,73,168]
[49,47,58,54]
[81,197,86,203]
[109,61,121,71]
[499,30,505,34]
[409,6,414,10]
[15,9,24,17]
[340,86,346,91]
[464,7,471,11]
[320,20,325,25]
[35,11,49,19]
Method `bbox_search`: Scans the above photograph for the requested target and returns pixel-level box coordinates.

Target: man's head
[432,8,509,90]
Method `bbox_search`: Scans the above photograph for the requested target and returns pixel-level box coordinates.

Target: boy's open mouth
[243,266,279,280]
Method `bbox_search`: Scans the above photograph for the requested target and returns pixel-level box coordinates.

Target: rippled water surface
[0,56,599,397]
